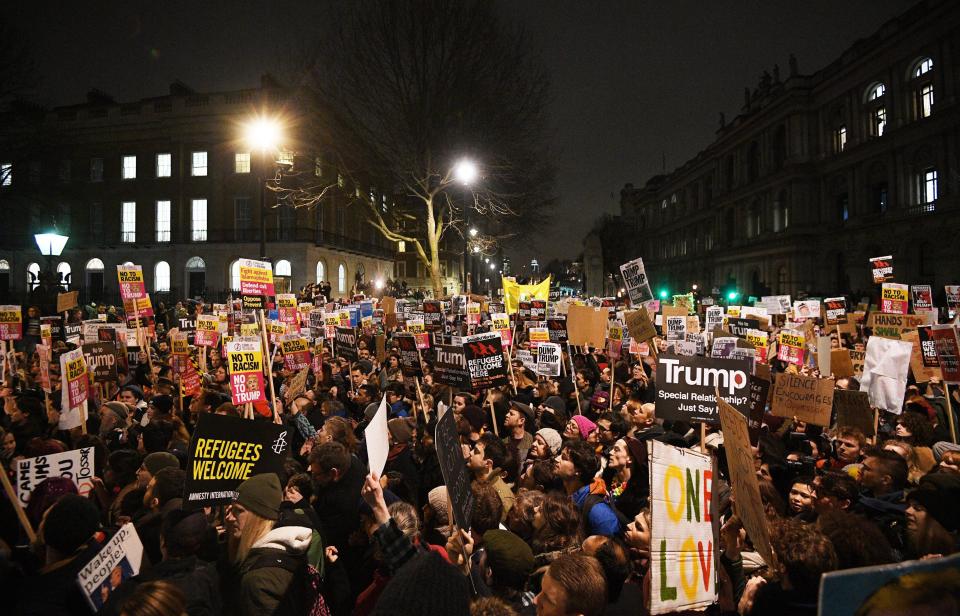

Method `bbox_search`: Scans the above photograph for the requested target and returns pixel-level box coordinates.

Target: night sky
[10,0,913,267]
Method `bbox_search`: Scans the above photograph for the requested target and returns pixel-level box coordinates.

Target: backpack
[248,531,331,616]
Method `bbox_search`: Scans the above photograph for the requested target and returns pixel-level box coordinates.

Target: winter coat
[237,525,314,616]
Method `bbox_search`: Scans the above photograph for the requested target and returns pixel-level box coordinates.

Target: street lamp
[243,115,284,259]
[469,227,478,237]
[454,159,479,185]
[33,229,69,315]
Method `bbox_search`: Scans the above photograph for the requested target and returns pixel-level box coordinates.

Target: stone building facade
[0,76,394,305]
[585,0,960,302]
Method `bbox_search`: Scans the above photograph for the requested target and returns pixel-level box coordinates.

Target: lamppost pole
[258,149,267,259]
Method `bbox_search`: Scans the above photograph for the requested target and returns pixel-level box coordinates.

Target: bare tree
[275,0,555,296]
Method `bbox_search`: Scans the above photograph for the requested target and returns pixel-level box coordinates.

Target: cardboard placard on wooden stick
[567,305,608,349]
[770,373,835,427]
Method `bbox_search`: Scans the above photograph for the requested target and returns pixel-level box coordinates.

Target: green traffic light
[727,291,739,301]
[659,289,669,299]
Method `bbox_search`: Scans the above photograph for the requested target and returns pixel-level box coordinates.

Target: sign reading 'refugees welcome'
[185,413,290,506]
[655,354,752,424]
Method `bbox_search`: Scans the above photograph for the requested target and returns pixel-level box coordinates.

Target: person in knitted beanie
[371,551,470,615]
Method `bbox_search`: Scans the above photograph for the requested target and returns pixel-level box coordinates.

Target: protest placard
[832,389,876,437]
[716,395,776,569]
[528,326,550,348]
[880,283,909,314]
[117,265,147,300]
[435,405,475,532]
[238,258,275,298]
[672,293,695,315]
[760,295,791,315]
[76,524,144,611]
[649,441,716,614]
[745,330,768,363]
[82,342,119,383]
[365,396,389,478]
[57,290,79,313]
[17,447,95,507]
[464,334,508,389]
[433,344,472,389]
[227,337,265,405]
[195,314,220,347]
[747,375,770,446]
[655,353,751,424]
[910,285,933,313]
[947,285,960,316]
[724,317,759,339]
[184,412,290,505]
[619,257,653,305]
[849,349,865,378]
[280,335,311,371]
[869,255,894,284]
[901,330,942,384]
[536,342,561,377]
[277,293,298,329]
[770,373,835,427]
[916,326,940,368]
[824,297,847,325]
[711,337,738,359]
[705,306,725,333]
[423,300,443,330]
[929,324,960,383]
[59,347,89,430]
[396,334,424,378]
[793,300,821,320]
[334,326,358,361]
[665,315,686,342]
[860,337,912,413]
[0,305,22,341]
[625,306,657,343]
[516,349,538,374]
[777,330,805,365]
[567,304,608,349]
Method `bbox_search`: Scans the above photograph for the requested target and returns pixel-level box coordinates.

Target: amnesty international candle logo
[185,413,290,505]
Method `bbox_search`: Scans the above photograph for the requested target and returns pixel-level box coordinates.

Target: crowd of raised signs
[1,261,960,616]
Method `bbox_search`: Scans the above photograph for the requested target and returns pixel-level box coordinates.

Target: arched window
[338,263,346,293]
[186,257,206,271]
[912,57,933,78]
[27,262,40,291]
[155,261,171,292]
[230,260,241,291]
[57,262,72,290]
[911,57,934,119]
[316,260,326,284]
[865,82,886,101]
[85,258,104,271]
[275,260,291,277]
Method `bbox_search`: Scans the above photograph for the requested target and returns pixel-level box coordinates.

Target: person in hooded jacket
[226,473,322,616]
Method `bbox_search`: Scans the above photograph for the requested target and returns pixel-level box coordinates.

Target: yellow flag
[503,275,551,314]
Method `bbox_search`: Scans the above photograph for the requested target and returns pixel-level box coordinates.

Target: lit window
[316,260,325,284]
[230,260,241,291]
[27,262,40,291]
[90,158,103,182]
[154,261,171,292]
[57,262,71,289]
[315,157,323,177]
[873,107,887,137]
[920,168,938,204]
[275,260,292,277]
[86,258,104,271]
[918,84,933,118]
[121,201,136,242]
[1,163,10,186]
[156,200,171,242]
[278,150,294,167]
[191,199,207,241]
[338,263,346,293]
[192,151,207,176]
[122,155,137,179]
[834,126,847,153]
[913,57,933,78]
[156,153,171,177]
[867,83,885,100]
[235,152,250,174]
[397,241,406,253]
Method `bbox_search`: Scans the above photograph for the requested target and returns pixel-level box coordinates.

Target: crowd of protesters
[2,286,960,616]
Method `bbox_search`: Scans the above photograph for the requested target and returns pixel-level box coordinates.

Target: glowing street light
[489,262,496,270]
[469,227,478,237]
[454,158,479,185]
[374,278,385,290]
[243,116,283,152]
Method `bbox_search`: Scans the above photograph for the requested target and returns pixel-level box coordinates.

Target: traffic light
[658,288,669,300]
[726,290,739,301]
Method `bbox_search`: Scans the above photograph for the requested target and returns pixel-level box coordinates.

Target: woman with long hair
[318,416,359,454]
[531,491,583,566]
[603,437,649,520]
[226,474,319,616]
